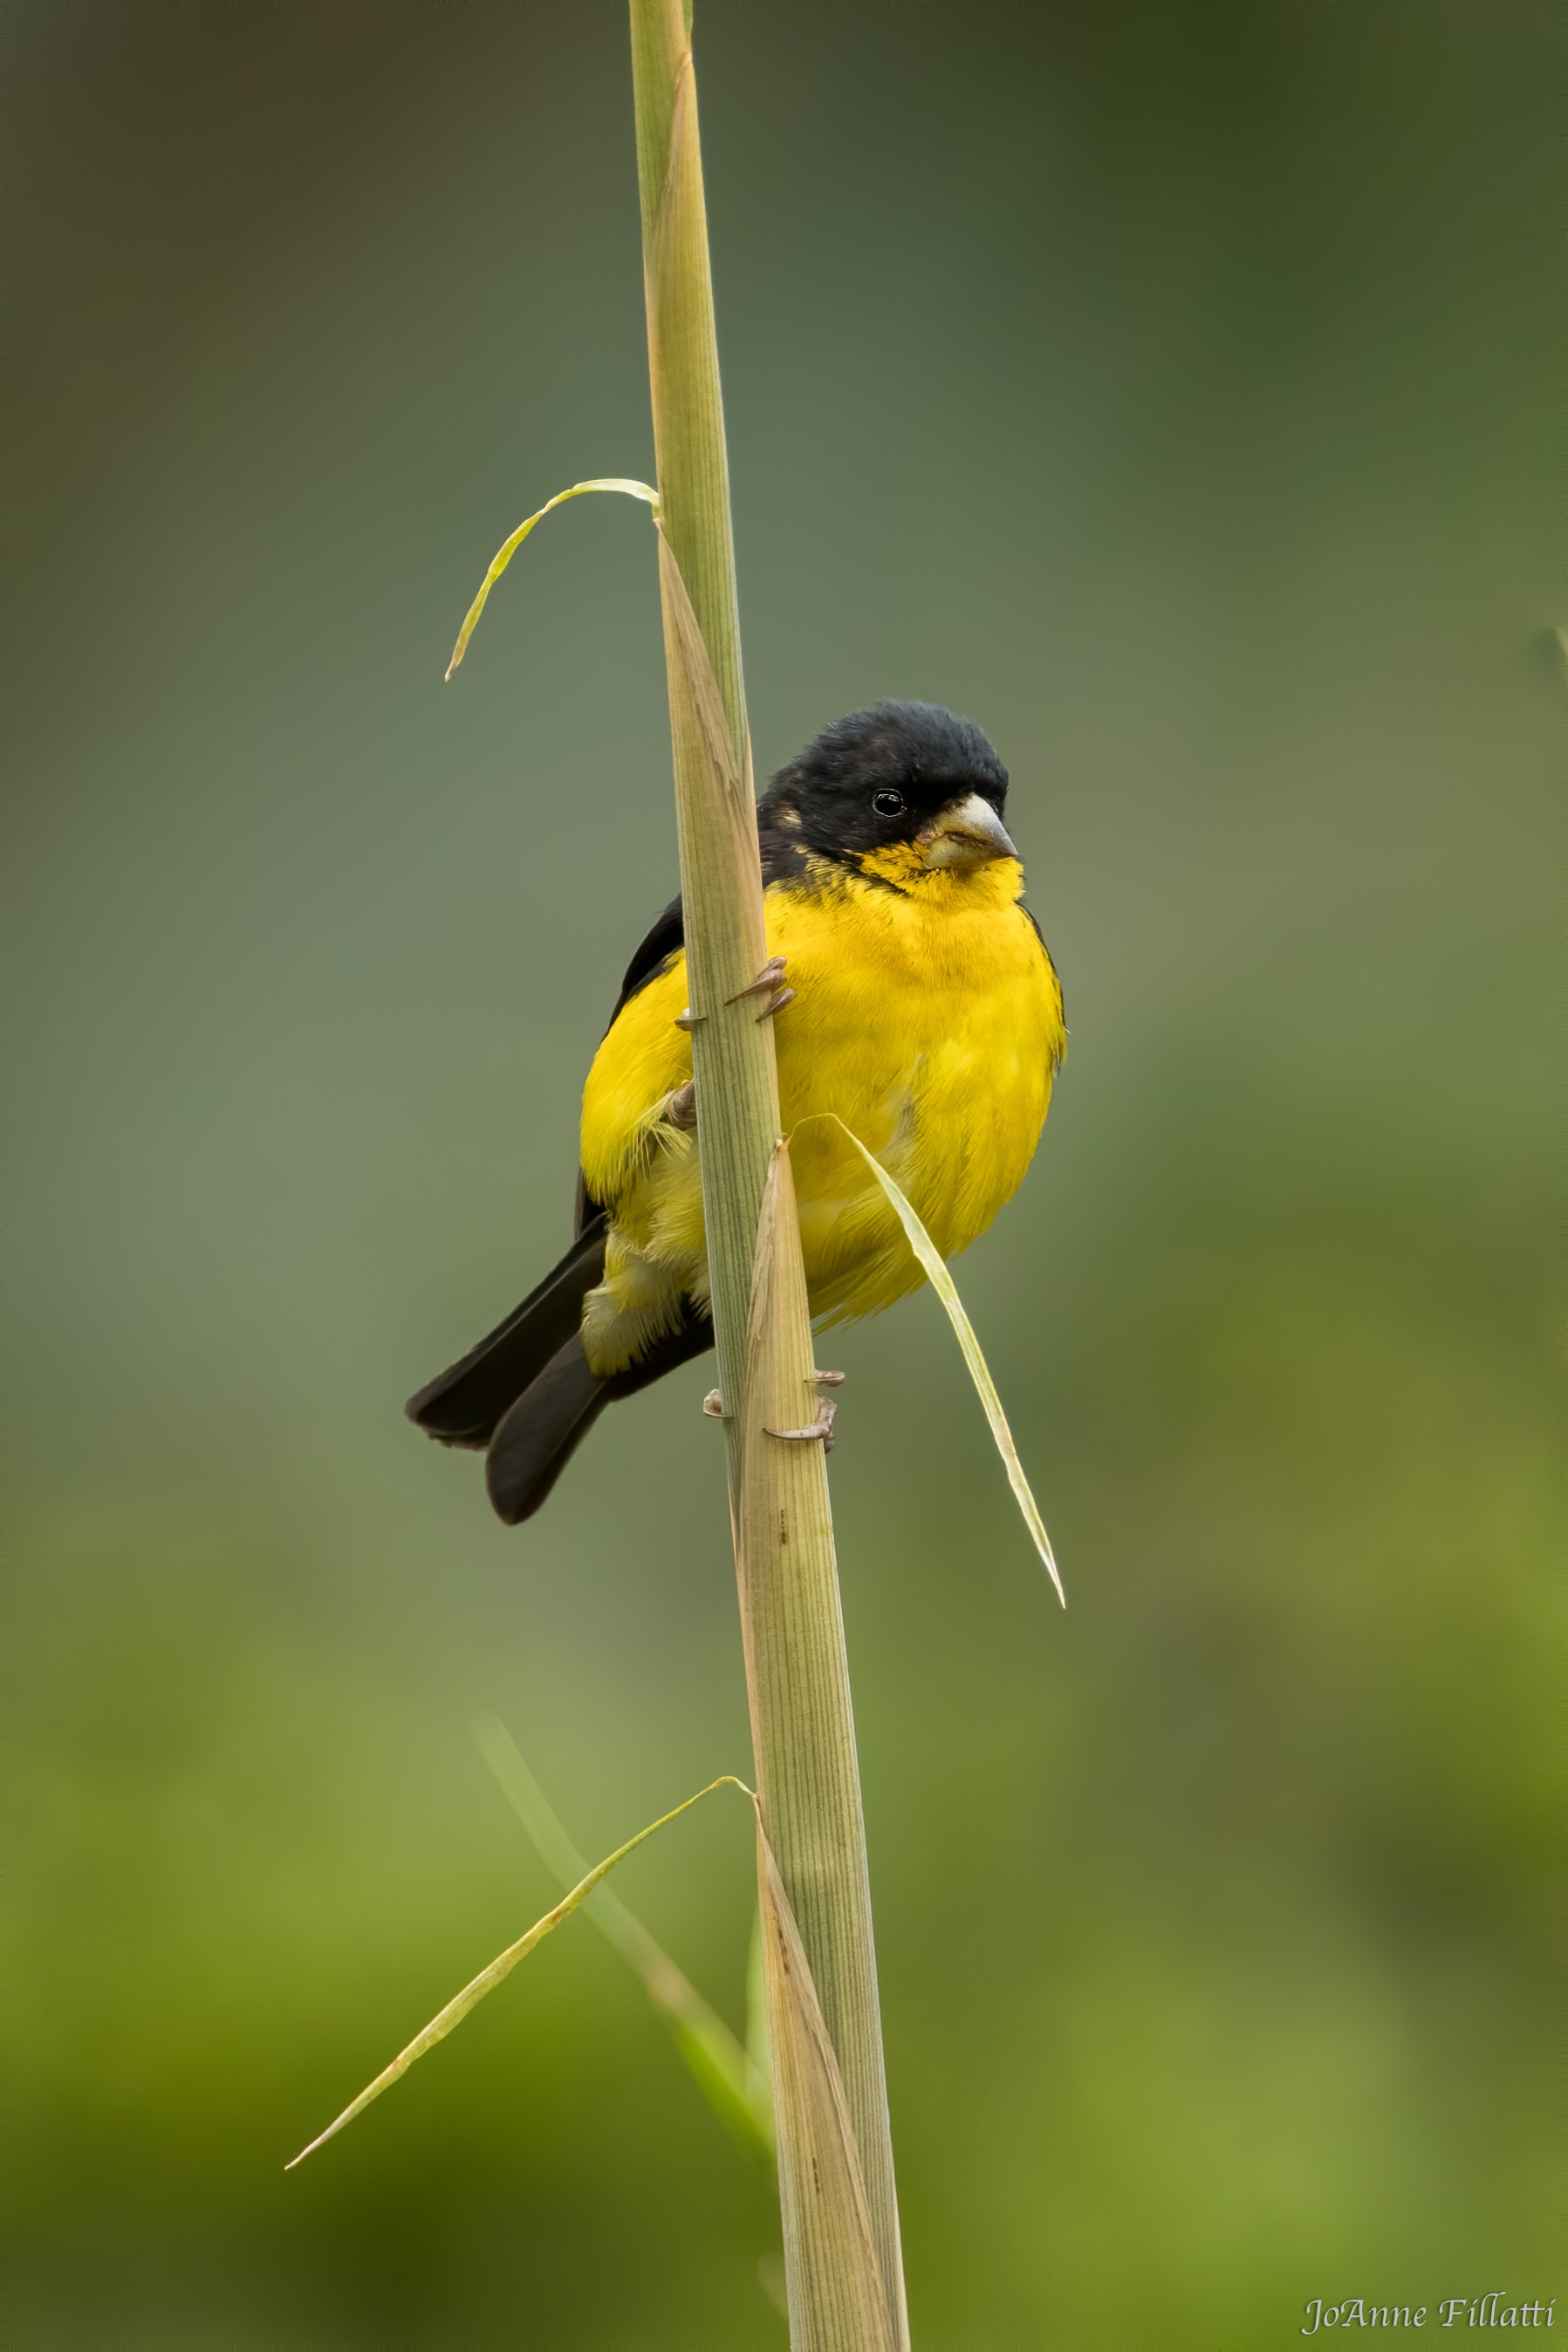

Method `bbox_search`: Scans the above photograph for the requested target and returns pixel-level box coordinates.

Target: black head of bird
[759,700,1017,881]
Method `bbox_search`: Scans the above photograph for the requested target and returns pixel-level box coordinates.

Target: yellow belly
[578,860,1062,1372]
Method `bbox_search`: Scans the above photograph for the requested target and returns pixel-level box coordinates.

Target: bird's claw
[729,954,794,1021]
[729,953,787,1003]
[702,1389,725,1419]
[765,1397,838,1453]
[679,959,793,1032]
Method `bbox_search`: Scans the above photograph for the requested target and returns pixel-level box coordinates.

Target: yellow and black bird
[407,700,1064,1522]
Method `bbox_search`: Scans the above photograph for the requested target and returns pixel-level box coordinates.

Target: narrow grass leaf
[444,477,659,678]
[810,1113,1066,1607]
[474,1715,773,2158]
[285,1773,750,2170]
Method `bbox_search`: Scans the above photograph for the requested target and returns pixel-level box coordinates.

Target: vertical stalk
[627,4,907,2342]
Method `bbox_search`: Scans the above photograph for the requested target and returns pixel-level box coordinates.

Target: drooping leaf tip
[442,477,660,681]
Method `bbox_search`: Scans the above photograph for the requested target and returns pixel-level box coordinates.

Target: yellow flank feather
[578,851,1063,1377]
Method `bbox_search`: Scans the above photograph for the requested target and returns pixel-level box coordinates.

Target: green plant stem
[628,4,907,2342]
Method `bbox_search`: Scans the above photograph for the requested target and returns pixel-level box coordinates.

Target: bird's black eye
[872,788,906,819]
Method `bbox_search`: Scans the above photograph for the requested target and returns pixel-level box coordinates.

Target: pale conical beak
[920,792,1019,870]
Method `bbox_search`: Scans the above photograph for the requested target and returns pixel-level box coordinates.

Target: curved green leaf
[285,1771,750,2170]
[474,1716,774,2160]
[444,477,660,678]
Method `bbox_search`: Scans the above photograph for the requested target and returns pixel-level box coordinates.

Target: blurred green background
[6,3,1560,2344]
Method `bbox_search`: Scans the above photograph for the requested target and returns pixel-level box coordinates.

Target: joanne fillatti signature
[1303,2298,1556,2334]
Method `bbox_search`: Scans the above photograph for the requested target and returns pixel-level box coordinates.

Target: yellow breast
[579,855,1063,1338]
[771,856,1061,1320]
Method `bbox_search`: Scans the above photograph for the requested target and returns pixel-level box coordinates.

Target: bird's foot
[702,1371,842,1428]
[729,954,795,1020]
[677,958,793,1032]
[766,1397,839,1453]
[663,1079,697,1131]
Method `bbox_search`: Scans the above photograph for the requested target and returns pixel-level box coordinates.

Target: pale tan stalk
[628,3,907,2341]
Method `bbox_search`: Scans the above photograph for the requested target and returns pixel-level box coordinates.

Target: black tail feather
[409,1221,716,1520]
[485,1334,611,1524]
[483,1313,716,1524]
[405,1216,608,1450]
